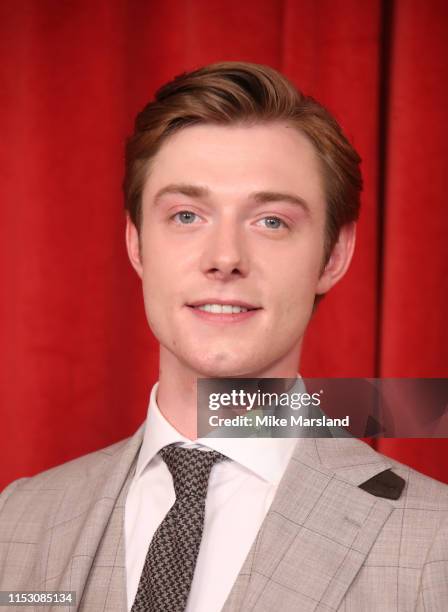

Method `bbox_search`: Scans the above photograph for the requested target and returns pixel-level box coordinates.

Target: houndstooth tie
[131,443,228,612]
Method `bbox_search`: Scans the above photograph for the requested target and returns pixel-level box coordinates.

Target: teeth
[195,304,249,314]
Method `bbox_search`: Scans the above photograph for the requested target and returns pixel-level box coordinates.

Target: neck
[156,346,302,440]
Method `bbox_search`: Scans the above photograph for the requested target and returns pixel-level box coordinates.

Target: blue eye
[260,216,287,229]
[173,211,198,224]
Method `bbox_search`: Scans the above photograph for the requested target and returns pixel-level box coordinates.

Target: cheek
[140,245,186,326]
[268,257,322,323]
[277,295,313,327]
[140,254,168,325]
[271,252,322,298]
[141,233,177,290]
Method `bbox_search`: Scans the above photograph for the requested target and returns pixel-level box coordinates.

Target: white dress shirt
[124,381,299,612]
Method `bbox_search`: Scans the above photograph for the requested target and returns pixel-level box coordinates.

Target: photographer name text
[209,414,350,428]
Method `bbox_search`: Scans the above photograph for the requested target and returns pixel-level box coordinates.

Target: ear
[316,223,356,295]
[125,214,143,279]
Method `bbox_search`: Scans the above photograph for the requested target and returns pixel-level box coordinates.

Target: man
[1,62,447,611]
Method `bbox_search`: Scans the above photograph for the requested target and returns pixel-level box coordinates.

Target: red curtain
[1,0,447,489]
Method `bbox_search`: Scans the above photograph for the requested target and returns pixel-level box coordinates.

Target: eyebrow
[153,183,310,214]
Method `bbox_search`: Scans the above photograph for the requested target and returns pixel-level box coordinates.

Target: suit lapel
[38,424,145,610]
[223,438,398,612]
[79,454,136,611]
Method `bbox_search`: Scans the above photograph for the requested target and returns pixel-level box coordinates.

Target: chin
[190,352,260,379]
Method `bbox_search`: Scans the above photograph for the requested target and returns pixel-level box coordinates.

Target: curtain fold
[1,0,447,489]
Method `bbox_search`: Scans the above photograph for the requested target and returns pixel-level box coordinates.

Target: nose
[200,219,249,281]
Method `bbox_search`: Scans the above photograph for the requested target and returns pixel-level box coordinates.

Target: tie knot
[159,444,227,500]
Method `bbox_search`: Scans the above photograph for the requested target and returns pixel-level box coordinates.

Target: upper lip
[187,299,261,310]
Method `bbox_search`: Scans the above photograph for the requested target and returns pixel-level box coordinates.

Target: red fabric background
[1,0,447,489]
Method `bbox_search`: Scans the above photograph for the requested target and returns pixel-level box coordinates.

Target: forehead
[142,122,325,205]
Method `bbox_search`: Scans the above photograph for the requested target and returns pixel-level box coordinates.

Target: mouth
[186,300,262,322]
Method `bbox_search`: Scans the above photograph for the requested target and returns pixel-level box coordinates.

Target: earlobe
[316,223,357,295]
[125,215,143,278]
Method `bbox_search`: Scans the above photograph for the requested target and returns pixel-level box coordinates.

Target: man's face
[127,122,353,378]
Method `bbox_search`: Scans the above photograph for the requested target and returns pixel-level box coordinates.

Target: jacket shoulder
[365,453,448,608]
[0,434,134,513]
[0,430,143,590]
[385,455,448,513]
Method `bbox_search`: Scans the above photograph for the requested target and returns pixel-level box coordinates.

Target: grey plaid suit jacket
[1,425,447,611]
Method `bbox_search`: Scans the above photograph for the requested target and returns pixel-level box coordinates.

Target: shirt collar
[135,379,301,485]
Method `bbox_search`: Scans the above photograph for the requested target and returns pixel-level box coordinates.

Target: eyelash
[170,210,290,229]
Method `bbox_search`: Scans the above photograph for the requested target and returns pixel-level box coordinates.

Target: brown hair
[124,61,362,262]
